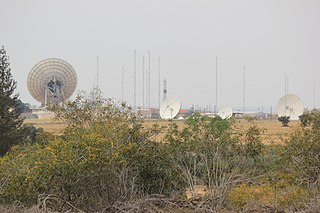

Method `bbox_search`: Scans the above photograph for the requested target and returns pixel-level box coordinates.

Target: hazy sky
[1,0,320,111]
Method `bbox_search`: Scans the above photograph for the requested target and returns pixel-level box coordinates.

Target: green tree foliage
[299,113,309,127]
[165,112,234,144]
[0,46,25,156]
[22,125,44,144]
[0,91,175,210]
[243,125,264,162]
[278,116,290,127]
[16,100,32,113]
[299,109,320,128]
[163,114,263,208]
[284,110,320,199]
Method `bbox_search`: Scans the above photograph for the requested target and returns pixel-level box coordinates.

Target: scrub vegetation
[1,91,320,212]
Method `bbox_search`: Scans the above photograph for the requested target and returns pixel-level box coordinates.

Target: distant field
[143,119,299,144]
[24,118,67,133]
[24,118,300,144]
[236,119,299,144]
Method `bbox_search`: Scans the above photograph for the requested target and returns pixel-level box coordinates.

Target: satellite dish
[217,105,233,119]
[276,94,304,120]
[27,58,77,106]
[159,97,181,119]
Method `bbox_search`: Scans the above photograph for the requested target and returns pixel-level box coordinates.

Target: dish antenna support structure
[159,97,181,119]
[276,94,304,120]
[163,78,167,101]
[217,105,233,119]
[27,58,77,106]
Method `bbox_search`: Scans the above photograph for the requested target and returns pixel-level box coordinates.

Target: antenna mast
[97,56,99,90]
[158,57,161,109]
[286,75,289,94]
[146,71,149,108]
[122,66,124,101]
[134,50,136,110]
[285,74,287,116]
[313,80,315,109]
[142,56,145,109]
[243,65,246,115]
[215,56,218,113]
[148,50,151,108]
[163,78,167,101]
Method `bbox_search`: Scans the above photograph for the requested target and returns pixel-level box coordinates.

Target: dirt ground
[24,118,300,144]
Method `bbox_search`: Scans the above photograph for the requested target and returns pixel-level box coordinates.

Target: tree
[299,113,309,127]
[278,116,290,127]
[284,111,320,200]
[16,100,32,114]
[0,46,25,156]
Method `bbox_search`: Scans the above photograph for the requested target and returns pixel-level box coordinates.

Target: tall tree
[0,46,24,156]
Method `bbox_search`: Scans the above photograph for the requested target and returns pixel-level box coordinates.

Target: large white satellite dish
[159,97,181,119]
[276,94,304,120]
[27,58,77,106]
[217,105,233,119]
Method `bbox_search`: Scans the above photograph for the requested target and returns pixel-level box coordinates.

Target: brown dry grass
[24,118,299,144]
[143,119,299,144]
[236,119,299,144]
[24,118,66,134]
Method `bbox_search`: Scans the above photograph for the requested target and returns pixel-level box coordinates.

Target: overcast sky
[1,0,320,111]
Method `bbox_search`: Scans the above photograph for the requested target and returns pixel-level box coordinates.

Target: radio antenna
[134,50,136,110]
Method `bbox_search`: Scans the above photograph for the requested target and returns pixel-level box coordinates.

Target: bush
[281,110,320,203]
[1,94,319,212]
[162,113,261,208]
[0,92,184,211]
[278,116,290,127]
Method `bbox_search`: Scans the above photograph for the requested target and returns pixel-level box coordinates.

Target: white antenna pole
[148,50,151,108]
[146,70,148,108]
[243,65,246,115]
[142,56,145,109]
[286,75,289,94]
[158,57,161,109]
[285,74,286,96]
[134,50,136,110]
[313,80,315,109]
[97,56,99,90]
[122,66,124,101]
[215,56,218,113]
[285,74,287,116]
[163,78,167,101]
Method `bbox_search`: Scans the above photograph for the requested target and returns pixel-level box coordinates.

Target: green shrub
[281,110,320,201]
[278,116,290,127]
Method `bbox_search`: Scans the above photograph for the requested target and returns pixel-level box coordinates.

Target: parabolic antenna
[276,94,304,120]
[27,58,77,106]
[159,97,181,119]
[217,105,233,119]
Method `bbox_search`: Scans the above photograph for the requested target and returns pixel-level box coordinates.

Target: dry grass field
[24,118,67,133]
[237,119,299,144]
[24,118,300,144]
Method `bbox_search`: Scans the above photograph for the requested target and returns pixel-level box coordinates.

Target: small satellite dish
[217,105,233,119]
[276,94,304,120]
[159,97,181,119]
